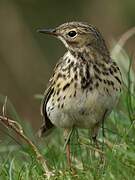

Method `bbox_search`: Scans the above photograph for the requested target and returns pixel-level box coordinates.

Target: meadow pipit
[37,22,122,166]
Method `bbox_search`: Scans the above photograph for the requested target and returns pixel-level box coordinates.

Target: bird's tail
[37,123,54,137]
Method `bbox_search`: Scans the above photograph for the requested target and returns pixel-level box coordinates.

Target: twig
[0,115,53,178]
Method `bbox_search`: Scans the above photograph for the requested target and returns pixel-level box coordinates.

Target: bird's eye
[68,30,77,37]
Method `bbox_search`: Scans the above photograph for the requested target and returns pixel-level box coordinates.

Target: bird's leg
[92,123,105,165]
[91,124,103,154]
[92,110,107,149]
[92,124,99,148]
[66,141,71,167]
[63,128,73,167]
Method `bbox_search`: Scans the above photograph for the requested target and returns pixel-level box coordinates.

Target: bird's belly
[46,88,118,129]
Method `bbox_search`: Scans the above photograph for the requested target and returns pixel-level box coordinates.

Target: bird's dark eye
[68,30,77,37]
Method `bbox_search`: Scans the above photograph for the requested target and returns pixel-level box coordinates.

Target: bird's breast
[45,51,122,128]
[46,80,119,128]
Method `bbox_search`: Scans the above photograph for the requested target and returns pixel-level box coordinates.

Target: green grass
[0,88,135,180]
[0,32,135,179]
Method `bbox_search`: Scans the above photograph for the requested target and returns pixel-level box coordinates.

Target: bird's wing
[38,84,54,137]
[38,58,63,137]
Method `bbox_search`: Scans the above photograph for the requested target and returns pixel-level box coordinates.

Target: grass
[0,30,135,179]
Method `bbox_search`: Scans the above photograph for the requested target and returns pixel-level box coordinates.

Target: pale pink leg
[64,128,72,167]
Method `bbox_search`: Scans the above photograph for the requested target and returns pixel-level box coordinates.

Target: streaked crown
[38,22,109,57]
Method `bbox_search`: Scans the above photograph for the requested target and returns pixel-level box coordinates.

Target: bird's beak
[37,28,57,36]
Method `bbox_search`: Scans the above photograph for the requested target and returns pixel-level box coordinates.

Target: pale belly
[46,88,118,129]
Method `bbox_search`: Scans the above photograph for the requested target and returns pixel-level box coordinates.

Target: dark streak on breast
[63,83,70,91]
[114,76,121,84]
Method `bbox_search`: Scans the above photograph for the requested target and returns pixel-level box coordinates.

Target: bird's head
[37,22,109,57]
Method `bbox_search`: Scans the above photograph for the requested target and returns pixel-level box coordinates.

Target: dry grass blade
[0,99,54,179]
[112,26,135,55]
[2,96,7,117]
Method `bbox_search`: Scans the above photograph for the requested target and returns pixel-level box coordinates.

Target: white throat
[58,36,69,49]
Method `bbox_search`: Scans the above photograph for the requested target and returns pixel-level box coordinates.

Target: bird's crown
[38,22,109,58]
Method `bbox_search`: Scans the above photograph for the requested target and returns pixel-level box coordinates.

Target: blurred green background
[0,0,134,130]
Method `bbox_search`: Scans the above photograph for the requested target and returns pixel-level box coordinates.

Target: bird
[37,22,122,166]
